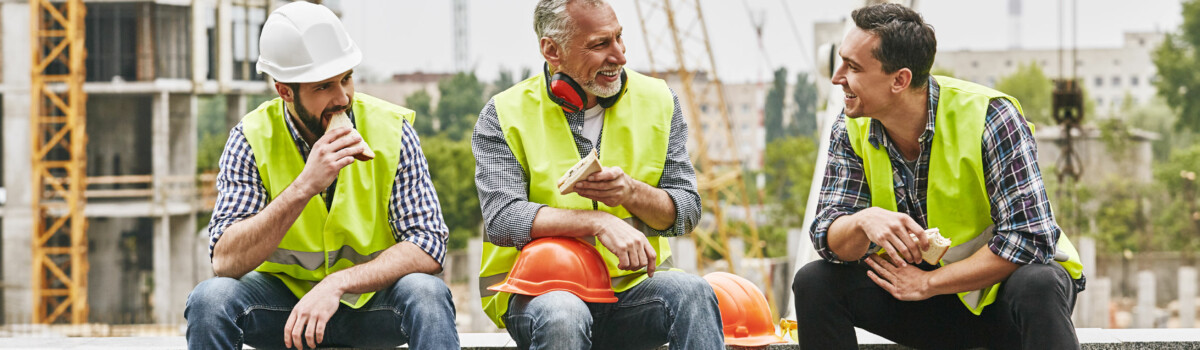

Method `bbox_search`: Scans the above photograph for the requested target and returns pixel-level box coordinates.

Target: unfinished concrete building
[0,0,285,325]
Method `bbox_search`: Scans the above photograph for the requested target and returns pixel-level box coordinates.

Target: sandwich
[911,228,951,265]
[327,111,375,161]
[557,149,603,195]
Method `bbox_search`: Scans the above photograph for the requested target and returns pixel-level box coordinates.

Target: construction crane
[30,0,89,324]
[633,0,769,299]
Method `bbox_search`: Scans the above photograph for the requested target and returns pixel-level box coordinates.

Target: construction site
[0,0,1198,348]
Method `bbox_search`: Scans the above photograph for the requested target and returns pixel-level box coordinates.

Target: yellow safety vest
[241,92,415,308]
[846,76,1084,315]
[479,70,677,328]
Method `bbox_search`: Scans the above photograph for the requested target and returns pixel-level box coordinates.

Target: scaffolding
[30,0,89,324]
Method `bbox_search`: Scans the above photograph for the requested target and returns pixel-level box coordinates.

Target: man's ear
[541,37,563,69]
[892,68,912,94]
[274,82,296,103]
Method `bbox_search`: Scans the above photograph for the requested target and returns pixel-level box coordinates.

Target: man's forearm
[827,213,871,261]
[530,206,610,239]
[926,246,1020,295]
[319,241,441,295]
[622,181,676,231]
[212,184,313,278]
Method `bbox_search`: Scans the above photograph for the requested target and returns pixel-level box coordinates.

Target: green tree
[994,61,1053,125]
[1152,144,1200,254]
[763,136,819,229]
[436,72,486,140]
[420,134,481,250]
[791,72,818,137]
[764,67,788,142]
[1153,0,1200,132]
[405,89,435,136]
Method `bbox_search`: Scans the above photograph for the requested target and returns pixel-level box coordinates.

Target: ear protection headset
[544,62,628,113]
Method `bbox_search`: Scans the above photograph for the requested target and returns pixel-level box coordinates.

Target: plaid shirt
[811,78,1085,291]
[472,89,701,249]
[207,105,449,265]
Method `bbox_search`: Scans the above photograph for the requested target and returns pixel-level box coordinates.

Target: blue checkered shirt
[472,89,701,249]
[207,105,449,266]
[811,78,1085,292]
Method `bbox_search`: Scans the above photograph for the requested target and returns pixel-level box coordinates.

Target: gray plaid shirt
[472,89,700,249]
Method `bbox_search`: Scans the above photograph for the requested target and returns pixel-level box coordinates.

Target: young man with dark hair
[791,3,1085,349]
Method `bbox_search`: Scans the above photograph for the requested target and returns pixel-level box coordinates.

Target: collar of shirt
[281,103,356,160]
[867,77,941,150]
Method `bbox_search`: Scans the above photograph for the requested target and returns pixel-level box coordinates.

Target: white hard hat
[256,2,361,83]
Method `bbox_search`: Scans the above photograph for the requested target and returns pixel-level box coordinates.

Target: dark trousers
[792,260,1079,350]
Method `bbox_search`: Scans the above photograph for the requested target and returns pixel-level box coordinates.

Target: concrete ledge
[0,329,1197,349]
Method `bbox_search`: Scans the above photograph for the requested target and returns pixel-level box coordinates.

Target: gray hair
[533,0,606,48]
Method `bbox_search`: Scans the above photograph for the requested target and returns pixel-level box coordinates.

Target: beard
[292,91,351,141]
[581,65,623,98]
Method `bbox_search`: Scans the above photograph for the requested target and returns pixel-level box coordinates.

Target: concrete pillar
[152,92,172,324]
[1092,277,1111,328]
[1075,237,1097,327]
[216,0,233,89]
[668,236,697,274]
[1,1,34,323]
[1134,270,1156,328]
[466,238,489,332]
[169,94,198,177]
[226,93,247,130]
[1181,266,1196,328]
[191,0,210,86]
[728,237,744,274]
[169,213,197,324]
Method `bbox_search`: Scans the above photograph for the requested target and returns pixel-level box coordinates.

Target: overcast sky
[339,0,1182,84]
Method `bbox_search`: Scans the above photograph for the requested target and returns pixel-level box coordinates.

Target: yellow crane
[30,0,88,324]
[633,0,770,301]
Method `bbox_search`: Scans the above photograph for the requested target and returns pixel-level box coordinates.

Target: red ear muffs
[543,62,627,113]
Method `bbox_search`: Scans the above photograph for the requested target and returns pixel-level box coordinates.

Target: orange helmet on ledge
[704,272,786,347]
[487,237,618,303]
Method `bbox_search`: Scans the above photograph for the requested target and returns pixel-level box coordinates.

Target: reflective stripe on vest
[241,92,415,309]
[846,75,1084,315]
[479,69,676,328]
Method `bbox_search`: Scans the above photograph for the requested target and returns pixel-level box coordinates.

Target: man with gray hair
[472,0,722,349]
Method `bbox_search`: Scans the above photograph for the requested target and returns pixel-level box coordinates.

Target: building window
[1076,59,1084,67]
[84,3,138,82]
[1096,97,1104,106]
[1112,76,1121,87]
[972,61,979,68]
[1094,77,1103,87]
[155,5,192,79]
[232,4,268,81]
[1131,76,1139,86]
[701,104,709,113]
[1005,60,1012,67]
[1113,59,1121,66]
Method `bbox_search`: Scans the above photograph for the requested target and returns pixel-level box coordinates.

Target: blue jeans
[184,271,459,350]
[503,270,724,350]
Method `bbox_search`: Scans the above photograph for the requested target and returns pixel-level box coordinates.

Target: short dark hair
[851,4,936,88]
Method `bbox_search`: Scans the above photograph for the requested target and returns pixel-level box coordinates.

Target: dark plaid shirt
[811,78,1084,292]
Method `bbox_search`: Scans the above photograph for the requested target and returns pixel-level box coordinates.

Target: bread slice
[912,228,951,264]
[327,111,375,161]
[557,149,603,195]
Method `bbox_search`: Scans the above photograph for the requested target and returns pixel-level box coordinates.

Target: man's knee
[1003,263,1074,310]
[525,291,591,324]
[185,277,242,320]
[792,260,843,297]
[392,273,455,317]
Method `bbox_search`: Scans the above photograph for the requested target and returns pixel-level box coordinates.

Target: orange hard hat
[488,237,618,303]
[703,272,786,347]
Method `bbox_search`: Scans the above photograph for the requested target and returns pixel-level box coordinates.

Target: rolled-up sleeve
[981,98,1058,266]
[644,91,700,237]
[472,99,545,249]
[207,124,269,259]
[809,114,874,263]
[391,120,450,266]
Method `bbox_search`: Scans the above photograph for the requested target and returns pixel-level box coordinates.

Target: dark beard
[293,91,327,140]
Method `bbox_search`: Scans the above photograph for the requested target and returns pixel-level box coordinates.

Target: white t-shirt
[582,105,605,145]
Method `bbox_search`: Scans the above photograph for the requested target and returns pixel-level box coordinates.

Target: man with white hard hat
[184,2,458,349]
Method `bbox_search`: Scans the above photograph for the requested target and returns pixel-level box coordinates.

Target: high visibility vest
[478,70,677,328]
[846,76,1084,315]
[241,92,414,308]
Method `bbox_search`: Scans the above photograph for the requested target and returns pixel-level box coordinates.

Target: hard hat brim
[257,47,362,84]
